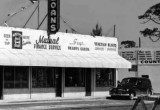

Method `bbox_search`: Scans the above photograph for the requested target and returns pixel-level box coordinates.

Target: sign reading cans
[48,0,60,35]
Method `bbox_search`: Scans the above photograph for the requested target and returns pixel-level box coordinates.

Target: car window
[137,80,142,85]
[142,79,150,86]
[121,78,137,85]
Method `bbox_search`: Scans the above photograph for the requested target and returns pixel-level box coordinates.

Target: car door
[136,79,144,95]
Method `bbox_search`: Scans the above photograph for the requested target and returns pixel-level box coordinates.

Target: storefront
[0,26,131,100]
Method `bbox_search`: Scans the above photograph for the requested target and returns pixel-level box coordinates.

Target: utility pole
[113,24,116,37]
[139,37,141,48]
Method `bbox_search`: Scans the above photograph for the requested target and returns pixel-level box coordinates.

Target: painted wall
[118,68,136,82]
[138,66,160,93]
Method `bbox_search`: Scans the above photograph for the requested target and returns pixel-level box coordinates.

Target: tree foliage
[138,3,160,42]
[121,40,136,48]
[91,24,102,37]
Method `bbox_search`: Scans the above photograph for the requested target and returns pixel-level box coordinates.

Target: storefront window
[4,66,29,88]
[32,67,55,88]
[65,68,85,87]
[96,68,115,87]
[15,67,28,88]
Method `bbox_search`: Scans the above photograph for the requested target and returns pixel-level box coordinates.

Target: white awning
[0,49,131,68]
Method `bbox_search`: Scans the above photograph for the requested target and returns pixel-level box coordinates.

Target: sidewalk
[0,96,131,110]
[0,96,157,110]
[0,96,107,105]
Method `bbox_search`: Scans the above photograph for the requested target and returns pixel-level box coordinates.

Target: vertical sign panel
[48,0,60,35]
[12,31,22,49]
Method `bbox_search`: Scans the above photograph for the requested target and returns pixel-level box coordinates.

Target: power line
[1,2,37,26]
[60,16,79,33]
[37,13,48,29]
[23,4,39,28]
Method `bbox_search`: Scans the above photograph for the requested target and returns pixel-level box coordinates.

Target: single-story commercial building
[119,48,160,93]
[0,26,131,100]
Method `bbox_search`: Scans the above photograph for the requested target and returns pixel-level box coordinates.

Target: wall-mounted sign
[12,31,22,49]
[48,0,60,35]
[120,49,160,65]
[0,26,118,54]
[119,50,137,64]
[128,65,137,72]
[138,50,156,65]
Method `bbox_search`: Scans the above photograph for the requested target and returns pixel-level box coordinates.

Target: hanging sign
[48,0,60,35]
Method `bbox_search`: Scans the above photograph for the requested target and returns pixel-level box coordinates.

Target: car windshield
[121,78,137,85]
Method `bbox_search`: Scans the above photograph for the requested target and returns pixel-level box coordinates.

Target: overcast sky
[0,0,160,48]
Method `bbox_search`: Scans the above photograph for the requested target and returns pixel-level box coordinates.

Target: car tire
[129,93,135,100]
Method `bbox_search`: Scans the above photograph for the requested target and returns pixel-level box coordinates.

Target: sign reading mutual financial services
[48,0,60,35]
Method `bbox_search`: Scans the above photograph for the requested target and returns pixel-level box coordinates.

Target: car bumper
[109,90,130,97]
[110,93,129,97]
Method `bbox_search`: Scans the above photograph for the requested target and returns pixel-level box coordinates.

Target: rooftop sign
[0,26,118,54]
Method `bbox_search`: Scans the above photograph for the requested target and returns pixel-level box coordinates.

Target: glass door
[55,68,62,97]
[85,68,91,96]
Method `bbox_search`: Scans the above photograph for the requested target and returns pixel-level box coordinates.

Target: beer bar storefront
[0,26,131,100]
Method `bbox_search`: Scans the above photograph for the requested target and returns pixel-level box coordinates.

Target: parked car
[109,77,153,100]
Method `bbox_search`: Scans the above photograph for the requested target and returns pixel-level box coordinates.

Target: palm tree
[91,24,103,37]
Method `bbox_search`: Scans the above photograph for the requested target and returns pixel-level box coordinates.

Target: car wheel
[129,93,134,100]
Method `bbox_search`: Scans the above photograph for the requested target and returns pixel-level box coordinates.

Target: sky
[0,0,160,48]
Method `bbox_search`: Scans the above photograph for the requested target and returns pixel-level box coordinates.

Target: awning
[0,49,131,68]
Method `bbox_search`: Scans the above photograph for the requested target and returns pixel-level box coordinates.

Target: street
[0,97,156,110]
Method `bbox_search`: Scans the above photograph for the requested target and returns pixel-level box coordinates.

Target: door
[55,68,62,97]
[0,66,3,99]
[85,68,91,96]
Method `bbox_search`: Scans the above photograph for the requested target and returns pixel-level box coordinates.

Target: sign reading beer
[48,0,60,35]
[12,31,22,49]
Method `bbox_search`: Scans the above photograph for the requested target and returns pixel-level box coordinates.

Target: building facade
[119,48,160,93]
[0,26,131,100]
